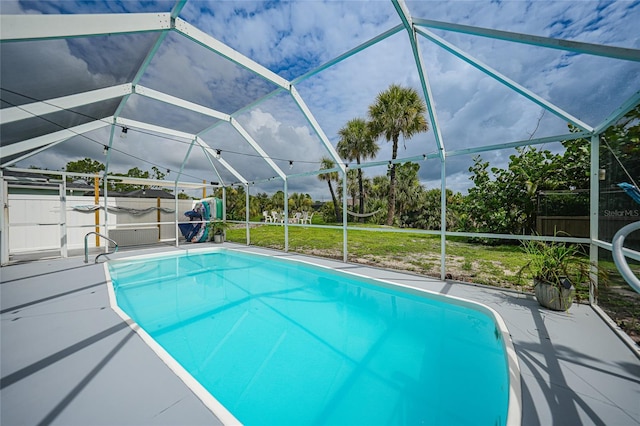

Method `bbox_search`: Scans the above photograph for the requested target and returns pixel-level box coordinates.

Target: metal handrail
[84,232,118,264]
[612,221,640,294]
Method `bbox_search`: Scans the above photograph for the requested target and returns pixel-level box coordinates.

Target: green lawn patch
[227,224,529,287]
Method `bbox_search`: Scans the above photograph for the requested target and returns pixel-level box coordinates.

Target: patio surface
[1,243,639,425]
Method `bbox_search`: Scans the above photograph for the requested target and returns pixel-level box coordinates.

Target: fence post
[0,177,8,265]
[94,175,100,247]
[60,181,67,258]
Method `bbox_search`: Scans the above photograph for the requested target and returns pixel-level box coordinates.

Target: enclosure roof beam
[173,134,226,189]
[413,18,640,62]
[102,124,115,176]
[292,24,405,85]
[115,117,195,140]
[176,132,226,188]
[3,167,74,180]
[413,36,446,161]
[345,152,440,170]
[133,85,231,122]
[446,131,592,158]
[277,167,342,180]
[0,118,112,161]
[200,26,406,137]
[174,139,198,189]
[415,27,595,133]
[289,86,346,174]
[209,153,247,187]
[112,17,173,131]
[200,146,225,186]
[1,166,207,189]
[593,90,640,134]
[173,18,291,91]
[1,84,132,125]
[107,175,206,189]
[2,135,87,169]
[196,85,289,139]
[195,136,248,185]
[392,0,446,160]
[229,118,287,180]
[0,13,170,42]
[169,0,189,19]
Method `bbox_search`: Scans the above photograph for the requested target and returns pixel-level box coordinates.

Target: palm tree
[288,192,302,212]
[368,84,428,225]
[318,156,341,222]
[370,175,390,201]
[338,169,359,222]
[288,192,313,212]
[271,190,285,210]
[394,162,423,225]
[337,118,379,222]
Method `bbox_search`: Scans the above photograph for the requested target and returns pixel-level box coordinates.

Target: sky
[1,0,639,200]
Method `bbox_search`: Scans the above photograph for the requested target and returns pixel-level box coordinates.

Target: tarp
[618,182,640,205]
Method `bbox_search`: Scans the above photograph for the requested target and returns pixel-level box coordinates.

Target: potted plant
[517,238,604,311]
[209,221,229,243]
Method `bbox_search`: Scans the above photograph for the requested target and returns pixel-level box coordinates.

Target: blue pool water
[108,249,510,425]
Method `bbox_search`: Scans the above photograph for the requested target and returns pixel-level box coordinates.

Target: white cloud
[245,109,281,134]
[4,0,639,197]
[234,107,328,177]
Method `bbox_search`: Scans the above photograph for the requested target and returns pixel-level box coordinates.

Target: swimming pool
[106,247,520,425]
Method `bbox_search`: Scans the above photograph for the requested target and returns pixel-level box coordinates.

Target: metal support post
[60,181,67,258]
[440,160,447,280]
[284,178,289,252]
[174,183,180,248]
[0,176,9,265]
[343,170,348,263]
[246,183,250,245]
[589,134,600,305]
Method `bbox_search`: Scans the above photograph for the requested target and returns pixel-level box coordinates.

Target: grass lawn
[227,223,529,288]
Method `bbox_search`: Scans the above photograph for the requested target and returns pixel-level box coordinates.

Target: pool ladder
[84,232,118,264]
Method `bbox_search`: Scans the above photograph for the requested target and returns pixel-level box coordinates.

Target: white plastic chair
[272,211,284,224]
[302,211,314,225]
[263,211,273,223]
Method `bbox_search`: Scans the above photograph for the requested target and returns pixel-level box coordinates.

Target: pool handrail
[612,221,640,294]
[84,231,118,264]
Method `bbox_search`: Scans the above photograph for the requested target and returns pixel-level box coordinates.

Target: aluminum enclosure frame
[1,0,639,305]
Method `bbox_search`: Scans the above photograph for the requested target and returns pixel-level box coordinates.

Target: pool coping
[104,248,241,425]
[104,246,522,426]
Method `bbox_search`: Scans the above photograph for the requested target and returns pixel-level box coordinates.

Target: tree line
[58,159,192,197]
[316,93,639,236]
[56,91,638,233]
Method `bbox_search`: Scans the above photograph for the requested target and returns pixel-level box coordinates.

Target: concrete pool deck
[1,243,639,425]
